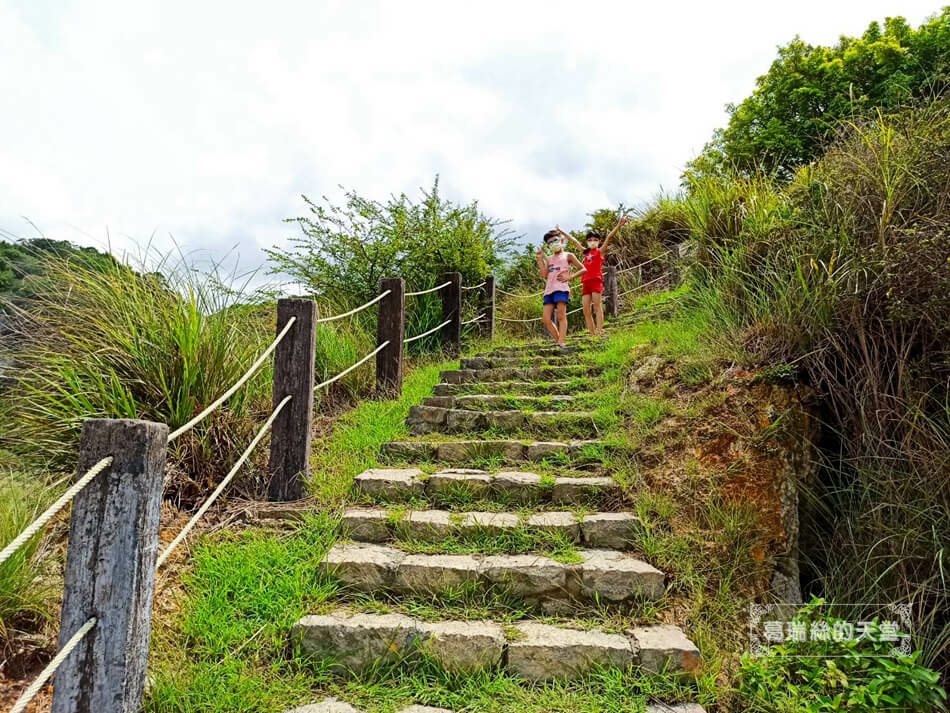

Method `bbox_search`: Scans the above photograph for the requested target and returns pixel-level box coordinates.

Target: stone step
[356,467,620,505]
[318,542,665,608]
[460,355,579,370]
[440,365,598,384]
[343,507,642,549]
[380,439,614,465]
[423,394,577,410]
[475,344,581,358]
[432,380,582,397]
[406,406,599,435]
[292,611,702,681]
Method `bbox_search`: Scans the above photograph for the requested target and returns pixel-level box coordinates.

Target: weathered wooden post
[439,271,462,356]
[52,419,168,713]
[267,298,316,502]
[376,277,406,397]
[480,275,495,341]
[604,265,619,318]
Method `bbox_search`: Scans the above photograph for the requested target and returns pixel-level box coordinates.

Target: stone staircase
[290,340,706,712]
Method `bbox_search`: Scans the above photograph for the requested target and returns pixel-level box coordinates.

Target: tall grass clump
[677,100,950,677]
[0,473,55,646]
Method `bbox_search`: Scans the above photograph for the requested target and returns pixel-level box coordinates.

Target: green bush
[687,10,950,179]
[738,599,947,712]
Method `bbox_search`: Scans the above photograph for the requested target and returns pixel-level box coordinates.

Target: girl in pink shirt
[536,229,586,347]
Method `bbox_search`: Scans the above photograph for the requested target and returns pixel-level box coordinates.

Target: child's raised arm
[557,225,585,252]
[536,247,547,282]
[600,215,628,254]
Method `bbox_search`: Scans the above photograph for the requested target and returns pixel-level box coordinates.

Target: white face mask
[547,239,565,253]
[587,240,599,249]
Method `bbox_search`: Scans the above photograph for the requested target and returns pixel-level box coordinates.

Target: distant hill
[0,238,118,306]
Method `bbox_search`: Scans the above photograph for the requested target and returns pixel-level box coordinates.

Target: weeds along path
[286,332,707,712]
[147,300,746,713]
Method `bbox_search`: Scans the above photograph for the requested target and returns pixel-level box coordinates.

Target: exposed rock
[481,554,567,597]
[578,549,665,601]
[354,468,426,500]
[319,543,405,591]
[551,476,618,503]
[525,511,580,540]
[492,471,544,504]
[581,513,642,549]
[380,442,435,462]
[526,441,568,460]
[422,396,456,409]
[507,622,633,681]
[645,704,707,713]
[419,620,505,672]
[342,508,391,542]
[629,624,702,676]
[483,410,526,430]
[426,470,492,498]
[400,510,455,539]
[393,553,482,594]
[291,612,421,673]
[458,511,520,534]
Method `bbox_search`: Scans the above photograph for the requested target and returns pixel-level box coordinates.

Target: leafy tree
[266,177,517,305]
[687,10,950,180]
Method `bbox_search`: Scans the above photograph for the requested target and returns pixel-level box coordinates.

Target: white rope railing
[497,286,545,298]
[314,290,391,324]
[405,281,451,297]
[10,616,97,713]
[461,281,486,291]
[497,306,584,323]
[168,317,297,442]
[404,319,451,344]
[0,456,113,568]
[618,274,667,298]
[314,341,390,391]
[157,395,292,569]
[461,312,485,325]
[617,251,673,274]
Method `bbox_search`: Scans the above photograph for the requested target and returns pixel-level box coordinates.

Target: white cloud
[0,0,940,274]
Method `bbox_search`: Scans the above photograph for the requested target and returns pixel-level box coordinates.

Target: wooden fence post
[376,278,406,397]
[439,272,462,356]
[604,265,618,318]
[480,275,495,341]
[51,418,168,713]
[267,298,316,502]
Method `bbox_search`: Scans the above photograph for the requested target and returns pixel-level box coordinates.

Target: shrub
[738,599,947,712]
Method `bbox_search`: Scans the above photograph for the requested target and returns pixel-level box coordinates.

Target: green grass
[0,472,56,640]
[308,359,457,503]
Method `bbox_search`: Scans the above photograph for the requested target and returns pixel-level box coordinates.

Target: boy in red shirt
[557,215,627,335]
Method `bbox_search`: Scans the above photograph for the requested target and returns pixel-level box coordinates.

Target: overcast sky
[1,0,941,278]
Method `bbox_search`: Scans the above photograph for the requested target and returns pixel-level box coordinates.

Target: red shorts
[581,278,603,296]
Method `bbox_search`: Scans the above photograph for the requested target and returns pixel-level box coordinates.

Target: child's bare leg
[592,292,604,334]
[556,302,568,345]
[582,294,595,334]
[542,303,558,341]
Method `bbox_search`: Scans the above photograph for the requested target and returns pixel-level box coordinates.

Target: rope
[168,317,297,442]
[618,274,667,298]
[497,306,583,323]
[314,290,391,324]
[314,341,390,391]
[157,395,292,569]
[404,319,452,344]
[617,251,673,274]
[405,281,451,297]
[0,457,113,568]
[461,312,485,325]
[461,281,486,291]
[497,286,545,298]
[10,617,97,713]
